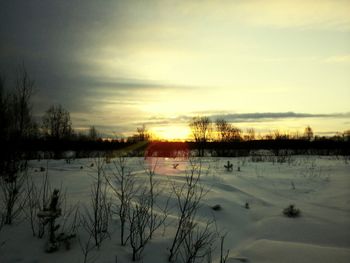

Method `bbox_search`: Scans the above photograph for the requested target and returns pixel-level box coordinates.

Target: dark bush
[212,204,222,211]
[283,204,300,217]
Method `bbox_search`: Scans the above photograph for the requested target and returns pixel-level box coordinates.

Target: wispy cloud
[137,112,350,126]
[1,0,349,137]
[209,112,350,123]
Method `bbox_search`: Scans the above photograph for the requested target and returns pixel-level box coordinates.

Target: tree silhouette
[189,116,212,156]
[215,118,242,142]
[136,124,150,141]
[304,126,314,141]
[12,64,36,139]
[344,130,350,141]
[42,104,73,140]
[0,74,10,140]
[0,64,36,140]
[88,126,99,141]
[245,128,256,141]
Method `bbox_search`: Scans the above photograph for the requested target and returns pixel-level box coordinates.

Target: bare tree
[106,156,136,246]
[0,65,36,140]
[143,159,169,239]
[0,205,5,239]
[0,159,27,225]
[215,119,230,142]
[88,126,99,141]
[0,212,5,248]
[24,173,41,236]
[190,117,212,156]
[244,128,256,141]
[42,104,73,140]
[121,158,169,261]
[264,131,274,140]
[128,186,168,261]
[12,63,36,139]
[22,160,51,237]
[25,160,53,238]
[128,191,152,261]
[0,66,36,225]
[215,119,241,142]
[0,74,11,140]
[137,124,150,141]
[144,159,157,239]
[179,221,216,263]
[304,126,314,141]
[273,129,289,140]
[168,159,207,262]
[218,233,229,263]
[78,230,97,263]
[0,213,4,230]
[81,157,111,249]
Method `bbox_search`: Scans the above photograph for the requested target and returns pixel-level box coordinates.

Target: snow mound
[237,239,350,263]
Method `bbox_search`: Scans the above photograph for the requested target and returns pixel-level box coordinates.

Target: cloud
[135,112,350,127]
[137,116,188,127]
[208,112,350,123]
[1,0,349,137]
[98,111,350,138]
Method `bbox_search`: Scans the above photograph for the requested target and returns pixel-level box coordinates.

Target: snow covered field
[1,155,350,263]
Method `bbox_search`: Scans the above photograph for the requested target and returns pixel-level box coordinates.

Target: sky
[0,0,349,140]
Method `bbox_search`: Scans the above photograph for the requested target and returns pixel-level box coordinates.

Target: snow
[1,155,349,262]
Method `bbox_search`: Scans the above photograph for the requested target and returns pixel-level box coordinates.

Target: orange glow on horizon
[150,126,191,141]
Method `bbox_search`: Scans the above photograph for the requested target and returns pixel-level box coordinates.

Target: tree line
[0,71,98,143]
[0,65,154,148]
[187,116,349,156]
[1,65,349,157]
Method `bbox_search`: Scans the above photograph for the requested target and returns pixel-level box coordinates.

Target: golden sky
[1,0,349,139]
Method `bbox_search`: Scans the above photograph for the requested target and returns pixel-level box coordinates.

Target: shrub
[283,204,300,218]
[212,204,222,211]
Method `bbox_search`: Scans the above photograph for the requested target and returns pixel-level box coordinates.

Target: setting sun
[150,125,191,141]
[1,1,350,262]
